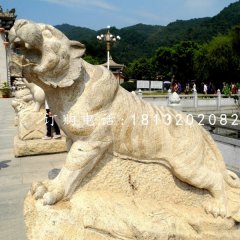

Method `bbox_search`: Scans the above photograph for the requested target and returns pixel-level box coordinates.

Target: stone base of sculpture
[14,108,67,157]
[24,155,240,240]
[169,103,183,111]
[18,108,46,140]
[14,136,67,157]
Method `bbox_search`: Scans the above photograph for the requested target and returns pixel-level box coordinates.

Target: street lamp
[97,25,121,70]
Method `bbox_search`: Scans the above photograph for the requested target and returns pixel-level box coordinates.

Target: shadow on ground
[0,160,11,169]
[48,168,61,179]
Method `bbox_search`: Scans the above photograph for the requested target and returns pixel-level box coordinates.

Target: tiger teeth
[25,43,31,49]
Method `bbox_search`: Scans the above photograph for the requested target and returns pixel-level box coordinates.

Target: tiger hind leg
[172,164,227,218]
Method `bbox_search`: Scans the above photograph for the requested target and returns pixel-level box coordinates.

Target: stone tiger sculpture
[9,19,240,221]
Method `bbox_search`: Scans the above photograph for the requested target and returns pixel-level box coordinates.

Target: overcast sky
[1,0,238,30]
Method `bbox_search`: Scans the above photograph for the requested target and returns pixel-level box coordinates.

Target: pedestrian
[11,83,16,92]
[203,83,207,95]
[231,83,237,94]
[172,81,178,93]
[177,82,182,93]
[43,100,61,140]
[192,82,196,92]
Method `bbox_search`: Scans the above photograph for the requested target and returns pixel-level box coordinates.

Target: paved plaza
[0,98,66,240]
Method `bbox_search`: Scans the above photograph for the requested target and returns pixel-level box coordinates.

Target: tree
[126,57,155,80]
[120,81,136,92]
[152,41,199,84]
[194,34,240,88]
[83,55,100,65]
[152,47,174,79]
[194,44,210,83]
[230,25,240,53]
[171,41,199,84]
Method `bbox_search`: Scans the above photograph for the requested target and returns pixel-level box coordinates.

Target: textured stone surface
[18,108,46,140]
[10,64,66,156]
[14,135,67,157]
[22,79,45,112]
[24,155,240,240]
[9,53,24,77]
[11,87,33,117]
[9,20,240,239]
[13,106,67,156]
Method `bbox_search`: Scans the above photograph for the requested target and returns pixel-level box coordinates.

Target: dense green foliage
[120,81,137,92]
[154,41,199,82]
[124,57,155,80]
[129,28,240,91]
[194,33,240,87]
[56,1,240,91]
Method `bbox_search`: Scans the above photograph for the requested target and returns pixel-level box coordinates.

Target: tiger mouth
[10,38,42,67]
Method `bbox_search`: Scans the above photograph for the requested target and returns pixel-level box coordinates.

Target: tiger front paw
[31,180,64,205]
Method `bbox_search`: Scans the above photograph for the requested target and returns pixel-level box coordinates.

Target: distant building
[102,55,125,84]
[0,6,17,86]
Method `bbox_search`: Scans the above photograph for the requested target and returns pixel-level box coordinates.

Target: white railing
[137,89,240,113]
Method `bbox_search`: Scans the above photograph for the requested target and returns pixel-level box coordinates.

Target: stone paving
[0,98,66,240]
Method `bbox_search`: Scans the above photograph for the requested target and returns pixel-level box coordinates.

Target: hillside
[55,24,96,43]
[55,0,240,64]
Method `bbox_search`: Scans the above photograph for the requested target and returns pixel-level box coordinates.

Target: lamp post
[97,25,121,70]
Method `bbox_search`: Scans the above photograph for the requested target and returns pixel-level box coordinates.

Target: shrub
[0,82,11,97]
[120,81,136,92]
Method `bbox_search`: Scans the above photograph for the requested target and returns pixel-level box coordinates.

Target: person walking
[203,83,208,95]
[192,82,196,92]
[172,81,178,93]
[177,82,182,93]
[43,100,61,140]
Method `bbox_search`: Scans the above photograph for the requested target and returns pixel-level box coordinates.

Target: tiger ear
[69,40,86,58]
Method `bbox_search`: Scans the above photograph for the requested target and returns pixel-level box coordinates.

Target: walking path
[0,98,66,240]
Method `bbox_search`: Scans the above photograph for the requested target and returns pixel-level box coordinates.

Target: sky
[0,0,238,30]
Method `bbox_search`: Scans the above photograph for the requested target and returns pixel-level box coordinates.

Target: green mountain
[55,0,240,64]
[55,24,96,43]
